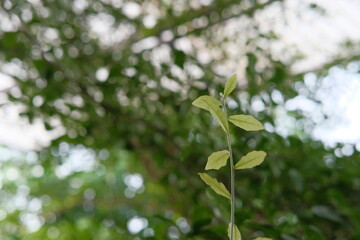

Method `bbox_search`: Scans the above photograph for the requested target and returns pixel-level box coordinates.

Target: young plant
[192,75,271,240]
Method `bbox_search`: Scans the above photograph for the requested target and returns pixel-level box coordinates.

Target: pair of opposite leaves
[198,149,266,200]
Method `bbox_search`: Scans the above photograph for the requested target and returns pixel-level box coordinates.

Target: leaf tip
[223,74,238,97]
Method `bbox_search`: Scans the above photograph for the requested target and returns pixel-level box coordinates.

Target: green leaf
[207,103,229,133]
[192,95,229,133]
[235,151,266,169]
[224,74,237,97]
[228,115,264,131]
[198,173,230,199]
[228,224,241,240]
[205,150,230,170]
[253,238,272,240]
[192,95,221,111]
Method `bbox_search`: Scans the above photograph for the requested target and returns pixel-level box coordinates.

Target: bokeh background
[1,0,360,239]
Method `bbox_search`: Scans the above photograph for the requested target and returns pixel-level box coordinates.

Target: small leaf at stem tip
[227,224,241,240]
[198,173,230,199]
[235,151,266,169]
[253,238,273,240]
[224,74,237,97]
[228,115,264,131]
[192,95,222,111]
[205,150,230,170]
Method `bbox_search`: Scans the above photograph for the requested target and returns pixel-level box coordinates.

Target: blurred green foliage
[0,0,360,239]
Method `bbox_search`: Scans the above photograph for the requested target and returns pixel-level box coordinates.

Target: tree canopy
[0,0,360,239]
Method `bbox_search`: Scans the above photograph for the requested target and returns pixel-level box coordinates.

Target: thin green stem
[227,132,235,240]
[222,97,235,240]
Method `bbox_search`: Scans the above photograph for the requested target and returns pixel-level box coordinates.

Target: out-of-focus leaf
[174,50,186,67]
[205,150,229,170]
[311,205,343,222]
[198,173,230,199]
[44,122,53,131]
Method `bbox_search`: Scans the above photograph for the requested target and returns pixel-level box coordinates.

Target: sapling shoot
[192,75,271,240]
